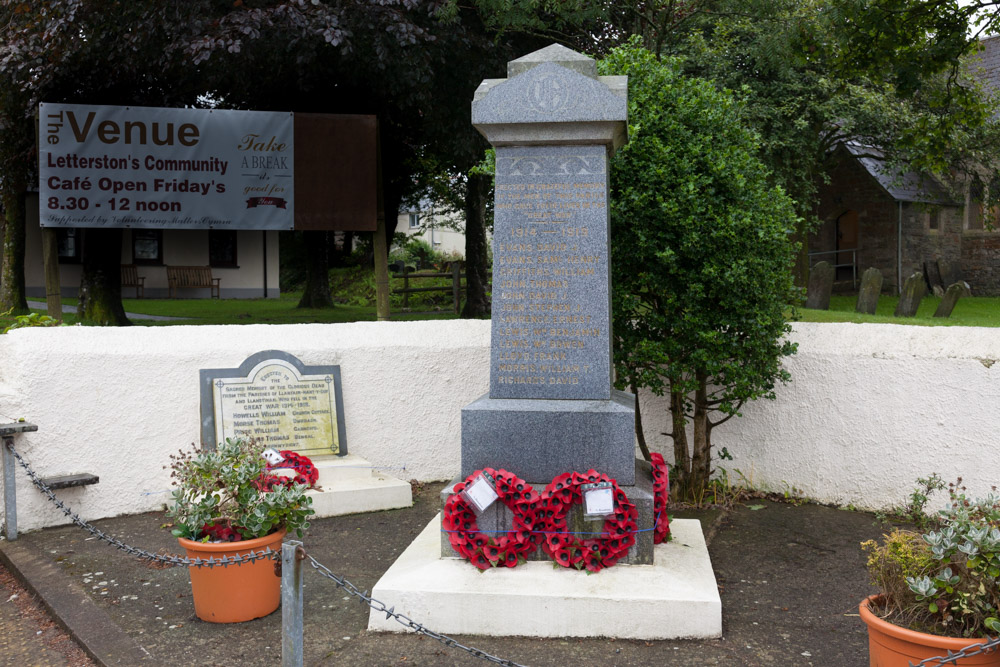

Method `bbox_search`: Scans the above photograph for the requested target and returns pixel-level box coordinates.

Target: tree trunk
[0,182,29,315]
[297,230,333,309]
[689,372,712,495]
[78,228,130,326]
[669,379,691,497]
[461,172,491,319]
[791,228,809,293]
[630,380,651,462]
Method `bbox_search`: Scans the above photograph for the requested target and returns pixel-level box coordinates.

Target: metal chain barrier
[7,440,527,667]
[4,439,277,568]
[910,635,1000,666]
[303,552,526,667]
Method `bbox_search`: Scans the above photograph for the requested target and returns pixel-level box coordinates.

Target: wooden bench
[121,264,145,299]
[166,266,220,299]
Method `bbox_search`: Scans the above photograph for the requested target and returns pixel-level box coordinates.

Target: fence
[2,433,525,667]
[392,262,466,314]
[808,247,858,289]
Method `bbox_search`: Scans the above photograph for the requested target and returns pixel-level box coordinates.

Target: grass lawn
[5,290,459,329]
[795,294,1000,328]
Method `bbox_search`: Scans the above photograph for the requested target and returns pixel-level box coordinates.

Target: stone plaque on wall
[200,350,346,456]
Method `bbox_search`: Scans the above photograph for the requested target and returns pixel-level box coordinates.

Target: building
[397,204,466,257]
[23,193,280,300]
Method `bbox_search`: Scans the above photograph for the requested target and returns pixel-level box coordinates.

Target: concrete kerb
[0,538,150,665]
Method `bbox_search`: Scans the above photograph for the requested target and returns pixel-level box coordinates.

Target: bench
[166,266,220,299]
[121,264,145,299]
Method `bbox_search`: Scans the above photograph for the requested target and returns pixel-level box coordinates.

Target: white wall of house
[0,321,997,532]
[397,209,467,257]
[23,193,280,299]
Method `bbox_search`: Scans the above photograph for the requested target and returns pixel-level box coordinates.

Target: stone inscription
[489,144,611,400]
[213,359,340,455]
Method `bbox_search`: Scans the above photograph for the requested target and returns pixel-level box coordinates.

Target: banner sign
[38,103,294,230]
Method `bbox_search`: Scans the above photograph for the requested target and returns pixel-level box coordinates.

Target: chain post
[3,436,17,540]
[282,540,305,667]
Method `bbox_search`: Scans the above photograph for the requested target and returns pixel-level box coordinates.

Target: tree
[600,41,799,500]
[0,1,213,324]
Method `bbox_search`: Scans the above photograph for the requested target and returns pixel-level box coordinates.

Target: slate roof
[843,142,959,205]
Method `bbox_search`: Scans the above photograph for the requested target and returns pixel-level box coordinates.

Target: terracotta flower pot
[860,595,1000,666]
[179,529,286,623]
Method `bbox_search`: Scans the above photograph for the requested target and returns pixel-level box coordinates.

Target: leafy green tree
[600,41,799,500]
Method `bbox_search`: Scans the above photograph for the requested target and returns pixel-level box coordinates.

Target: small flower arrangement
[166,438,315,542]
[863,478,1000,638]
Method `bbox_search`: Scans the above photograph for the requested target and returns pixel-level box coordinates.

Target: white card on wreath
[461,474,499,513]
[584,486,614,517]
[262,448,285,466]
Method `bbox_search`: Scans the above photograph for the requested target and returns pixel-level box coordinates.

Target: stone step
[307,472,412,519]
[309,453,391,486]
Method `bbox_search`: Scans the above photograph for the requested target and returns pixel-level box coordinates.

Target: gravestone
[894,272,926,317]
[938,258,961,288]
[200,350,346,456]
[451,43,654,563]
[924,260,944,296]
[934,282,965,318]
[855,268,883,315]
[806,261,834,310]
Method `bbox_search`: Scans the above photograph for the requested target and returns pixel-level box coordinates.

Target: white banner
[38,103,294,230]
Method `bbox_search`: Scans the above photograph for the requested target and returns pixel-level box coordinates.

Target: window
[408,212,420,229]
[57,228,81,263]
[926,209,940,233]
[209,230,238,268]
[132,230,162,265]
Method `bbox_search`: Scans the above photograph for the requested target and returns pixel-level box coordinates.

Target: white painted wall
[0,321,997,532]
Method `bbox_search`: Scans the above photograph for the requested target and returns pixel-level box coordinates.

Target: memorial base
[368,516,721,639]
[306,454,412,518]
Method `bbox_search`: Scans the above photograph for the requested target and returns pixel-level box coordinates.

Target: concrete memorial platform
[200,349,411,518]
[369,43,719,639]
[369,517,721,639]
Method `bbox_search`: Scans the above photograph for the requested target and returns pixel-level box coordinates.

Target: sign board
[200,350,346,457]
[39,103,294,230]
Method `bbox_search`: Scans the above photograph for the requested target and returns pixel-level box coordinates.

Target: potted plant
[860,479,1000,666]
[166,437,315,623]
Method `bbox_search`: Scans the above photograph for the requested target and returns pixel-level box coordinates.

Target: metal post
[3,436,17,541]
[281,540,304,667]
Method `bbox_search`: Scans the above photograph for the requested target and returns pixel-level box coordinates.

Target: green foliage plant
[863,478,1000,638]
[166,438,314,542]
[1,308,62,334]
[599,39,799,501]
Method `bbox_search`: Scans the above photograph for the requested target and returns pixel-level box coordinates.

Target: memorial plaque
[490,144,611,400]
[200,350,346,456]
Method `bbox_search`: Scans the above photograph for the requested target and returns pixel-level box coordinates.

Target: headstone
[200,350,347,457]
[894,272,927,317]
[855,268,883,315]
[805,261,834,310]
[937,258,961,287]
[923,260,944,294]
[934,282,965,318]
[451,44,654,563]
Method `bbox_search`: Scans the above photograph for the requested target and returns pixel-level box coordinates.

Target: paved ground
[0,481,887,666]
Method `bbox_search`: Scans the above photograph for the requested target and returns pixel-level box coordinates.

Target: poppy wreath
[539,470,638,573]
[650,453,671,544]
[442,468,542,570]
[256,450,319,491]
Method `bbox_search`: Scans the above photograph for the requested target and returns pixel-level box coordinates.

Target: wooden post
[373,123,391,321]
[40,228,62,321]
[403,267,410,310]
[452,262,462,315]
